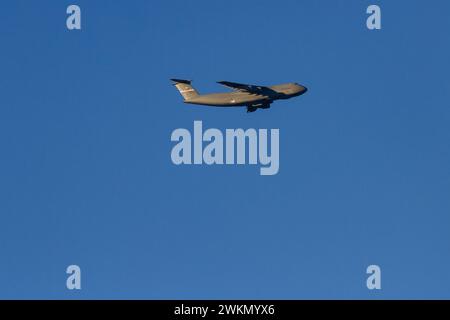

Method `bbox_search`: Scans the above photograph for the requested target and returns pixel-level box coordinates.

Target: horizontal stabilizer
[170,79,192,85]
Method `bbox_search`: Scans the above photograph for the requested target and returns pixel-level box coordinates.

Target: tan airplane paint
[171,79,307,113]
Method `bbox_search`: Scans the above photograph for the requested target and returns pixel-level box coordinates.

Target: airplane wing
[217,81,274,95]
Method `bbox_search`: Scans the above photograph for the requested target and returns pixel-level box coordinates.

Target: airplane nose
[299,85,308,95]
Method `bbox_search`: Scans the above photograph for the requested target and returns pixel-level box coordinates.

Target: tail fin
[171,79,199,100]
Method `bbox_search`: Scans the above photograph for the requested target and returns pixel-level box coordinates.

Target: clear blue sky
[0,0,449,299]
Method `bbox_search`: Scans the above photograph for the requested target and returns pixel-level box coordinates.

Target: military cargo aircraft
[171,79,308,113]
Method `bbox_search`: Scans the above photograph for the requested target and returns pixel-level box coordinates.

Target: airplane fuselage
[171,79,307,112]
[185,83,307,107]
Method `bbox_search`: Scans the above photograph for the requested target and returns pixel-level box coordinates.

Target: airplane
[171,79,308,113]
